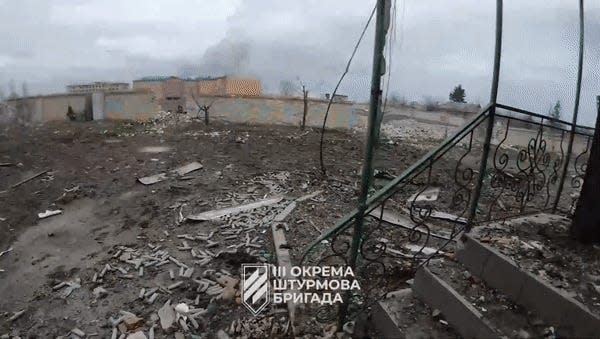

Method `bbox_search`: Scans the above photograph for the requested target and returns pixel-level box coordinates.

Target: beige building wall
[6,94,87,122]
[134,76,262,103]
[132,81,164,101]
[198,78,226,96]
[225,78,261,97]
[184,81,199,99]
[104,91,159,120]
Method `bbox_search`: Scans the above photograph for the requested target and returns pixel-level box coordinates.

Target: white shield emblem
[241,264,270,315]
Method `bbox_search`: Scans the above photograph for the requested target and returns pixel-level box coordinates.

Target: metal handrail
[496,103,595,131]
[301,101,596,263]
[301,102,492,263]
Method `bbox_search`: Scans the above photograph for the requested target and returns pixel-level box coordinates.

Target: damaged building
[132,76,262,112]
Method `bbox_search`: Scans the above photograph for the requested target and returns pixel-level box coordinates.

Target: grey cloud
[0,0,598,125]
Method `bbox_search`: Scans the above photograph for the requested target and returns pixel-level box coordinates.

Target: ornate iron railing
[300,102,594,325]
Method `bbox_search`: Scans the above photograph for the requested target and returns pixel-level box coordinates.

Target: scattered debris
[71,328,85,337]
[274,201,297,222]
[11,169,49,188]
[138,161,202,185]
[517,329,531,339]
[138,173,168,185]
[38,209,62,219]
[187,196,283,221]
[407,187,440,204]
[126,331,148,339]
[139,146,171,153]
[53,278,81,298]
[430,211,467,224]
[9,310,25,322]
[404,244,441,256]
[93,286,108,298]
[296,190,323,202]
[0,247,13,258]
[172,161,203,176]
[158,301,176,330]
[216,329,231,339]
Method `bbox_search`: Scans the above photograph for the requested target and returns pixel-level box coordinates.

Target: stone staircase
[372,220,600,338]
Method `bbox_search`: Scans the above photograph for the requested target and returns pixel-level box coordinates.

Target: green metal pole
[466,0,503,229]
[554,0,584,212]
[337,0,389,328]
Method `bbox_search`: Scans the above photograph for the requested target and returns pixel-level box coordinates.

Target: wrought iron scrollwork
[300,103,594,326]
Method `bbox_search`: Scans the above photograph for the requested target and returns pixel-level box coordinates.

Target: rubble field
[0,116,439,338]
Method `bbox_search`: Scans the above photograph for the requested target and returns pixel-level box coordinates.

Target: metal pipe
[337,0,389,328]
[466,0,503,229]
[554,0,585,212]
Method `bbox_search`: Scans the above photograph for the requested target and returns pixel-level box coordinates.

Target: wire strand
[318,3,377,176]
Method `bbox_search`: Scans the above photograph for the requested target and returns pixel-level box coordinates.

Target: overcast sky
[0,0,598,125]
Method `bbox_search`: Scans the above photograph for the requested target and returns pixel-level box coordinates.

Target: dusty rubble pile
[381,120,450,142]
[143,111,195,135]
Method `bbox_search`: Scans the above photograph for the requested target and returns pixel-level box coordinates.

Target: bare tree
[279,80,297,97]
[190,90,216,125]
[300,82,309,130]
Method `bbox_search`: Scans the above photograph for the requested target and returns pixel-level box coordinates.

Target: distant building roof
[133,75,226,82]
[67,81,129,87]
[133,76,177,82]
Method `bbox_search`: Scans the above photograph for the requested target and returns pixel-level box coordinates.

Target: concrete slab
[412,267,500,338]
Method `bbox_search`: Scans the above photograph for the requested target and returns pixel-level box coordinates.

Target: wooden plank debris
[295,190,323,202]
[274,202,297,222]
[172,162,202,176]
[11,170,49,188]
[187,196,283,221]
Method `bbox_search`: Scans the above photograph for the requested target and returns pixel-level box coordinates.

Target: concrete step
[456,233,600,338]
[371,288,460,338]
[413,262,554,339]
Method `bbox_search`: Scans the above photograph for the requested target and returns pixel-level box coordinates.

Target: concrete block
[458,234,600,338]
[518,270,598,337]
[455,236,490,277]
[480,245,525,300]
[371,300,404,339]
[412,267,499,338]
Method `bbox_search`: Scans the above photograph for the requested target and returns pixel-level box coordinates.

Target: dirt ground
[0,116,435,338]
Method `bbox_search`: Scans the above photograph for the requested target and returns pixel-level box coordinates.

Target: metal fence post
[466,0,503,230]
[337,0,389,328]
[554,0,585,212]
